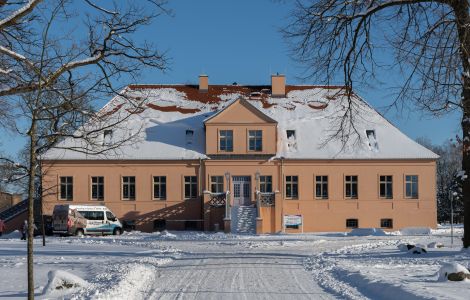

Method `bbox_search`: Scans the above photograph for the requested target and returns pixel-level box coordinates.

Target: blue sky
[0,0,461,158]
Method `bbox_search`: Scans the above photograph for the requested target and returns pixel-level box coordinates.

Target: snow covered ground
[0,226,469,299]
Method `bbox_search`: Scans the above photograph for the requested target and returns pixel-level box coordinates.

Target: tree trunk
[27,120,37,300]
[452,0,470,248]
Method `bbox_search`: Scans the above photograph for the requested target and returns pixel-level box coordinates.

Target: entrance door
[233,176,251,206]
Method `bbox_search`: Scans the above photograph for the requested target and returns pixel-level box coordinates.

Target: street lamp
[224,172,231,220]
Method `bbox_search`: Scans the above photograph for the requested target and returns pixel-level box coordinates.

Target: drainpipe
[280,157,284,233]
[199,158,204,228]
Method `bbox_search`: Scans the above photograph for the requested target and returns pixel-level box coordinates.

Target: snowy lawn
[0,226,468,299]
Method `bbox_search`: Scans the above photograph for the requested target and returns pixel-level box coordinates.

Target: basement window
[366,130,378,151]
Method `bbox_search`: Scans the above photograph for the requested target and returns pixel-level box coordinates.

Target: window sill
[153,198,166,201]
[122,199,136,201]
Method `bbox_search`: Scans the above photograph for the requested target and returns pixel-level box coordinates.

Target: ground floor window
[345,175,358,199]
[210,176,224,193]
[91,176,104,200]
[346,218,358,228]
[122,176,136,200]
[380,218,393,228]
[285,176,298,199]
[405,175,419,199]
[379,175,393,199]
[259,175,272,193]
[184,176,198,199]
[315,175,328,199]
[153,176,167,200]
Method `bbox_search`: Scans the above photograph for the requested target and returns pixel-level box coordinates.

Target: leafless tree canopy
[284,0,465,113]
[0,1,169,298]
[283,0,470,248]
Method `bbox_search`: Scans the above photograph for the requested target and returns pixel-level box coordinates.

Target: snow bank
[400,227,431,235]
[43,270,89,296]
[437,263,470,281]
[347,228,387,236]
[0,230,21,239]
[427,242,444,248]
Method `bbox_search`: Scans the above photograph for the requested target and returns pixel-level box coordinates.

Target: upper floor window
[219,130,233,152]
[248,130,262,151]
[91,176,104,200]
[345,175,358,199]
[60,176,73,200]
[259,175,272,193]
[379,175,393,199]
[405,175,418,199]
[315,176,328,199]
[210,176,224,193]
[184,176,198,199]
[285,176,298,199]
[153,176,167,200]
[122,176,136,200]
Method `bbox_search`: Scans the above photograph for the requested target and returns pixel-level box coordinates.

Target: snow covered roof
[43,84,439,161]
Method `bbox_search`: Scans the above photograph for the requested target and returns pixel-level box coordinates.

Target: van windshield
[78,211,104,221]
[106,211,116,221]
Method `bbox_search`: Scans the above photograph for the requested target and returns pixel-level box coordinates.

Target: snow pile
[400,227,431,235]
[42,270,89,296]
[427,242,444,248]
[408,246,427,254]
[0,230,21,239]
[347,228,387,236]
[437,263,470,281]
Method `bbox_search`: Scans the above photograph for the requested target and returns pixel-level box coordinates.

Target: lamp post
[449,190,454,248]
[255,171,260,192]
[224,172,230,219]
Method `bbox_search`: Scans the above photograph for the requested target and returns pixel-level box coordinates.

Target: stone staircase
[231,206,257,234]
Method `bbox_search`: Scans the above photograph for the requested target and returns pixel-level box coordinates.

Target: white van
[53,205,123,236]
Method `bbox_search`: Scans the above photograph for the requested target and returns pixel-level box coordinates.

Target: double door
[232,176,251,206]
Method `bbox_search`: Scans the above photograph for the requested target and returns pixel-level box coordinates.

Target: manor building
[41,75,438,233]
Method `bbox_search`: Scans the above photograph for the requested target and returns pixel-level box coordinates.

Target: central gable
[204,98,277,124]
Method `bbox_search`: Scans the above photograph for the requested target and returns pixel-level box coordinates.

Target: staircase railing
[208,192,226,207]
[0,199,28,222]
[258,192,275,207]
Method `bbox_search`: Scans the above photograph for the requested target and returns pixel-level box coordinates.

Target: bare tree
[283,0,470,248]
[0,1,168,298]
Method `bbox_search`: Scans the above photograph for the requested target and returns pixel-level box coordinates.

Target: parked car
[53,204,122,236]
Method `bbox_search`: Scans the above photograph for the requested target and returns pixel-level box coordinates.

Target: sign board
[284,215,302,226]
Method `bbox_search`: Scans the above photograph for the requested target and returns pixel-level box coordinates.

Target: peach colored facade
[41,92,437,233]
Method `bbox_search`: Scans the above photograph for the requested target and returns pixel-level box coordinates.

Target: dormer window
[186,129,194,145]
[286,130,297,150]
[366,130,378,151]
[103,129,113,146]
[286,130,296,139]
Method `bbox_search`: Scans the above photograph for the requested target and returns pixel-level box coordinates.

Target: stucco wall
[41,159,436,233]
[42,160,204,231]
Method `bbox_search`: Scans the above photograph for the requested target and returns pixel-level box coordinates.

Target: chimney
[199,74,208,92]
[271,73,285,97]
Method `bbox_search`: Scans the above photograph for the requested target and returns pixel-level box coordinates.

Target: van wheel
[113,228,122,236]
[75,229,84,237]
